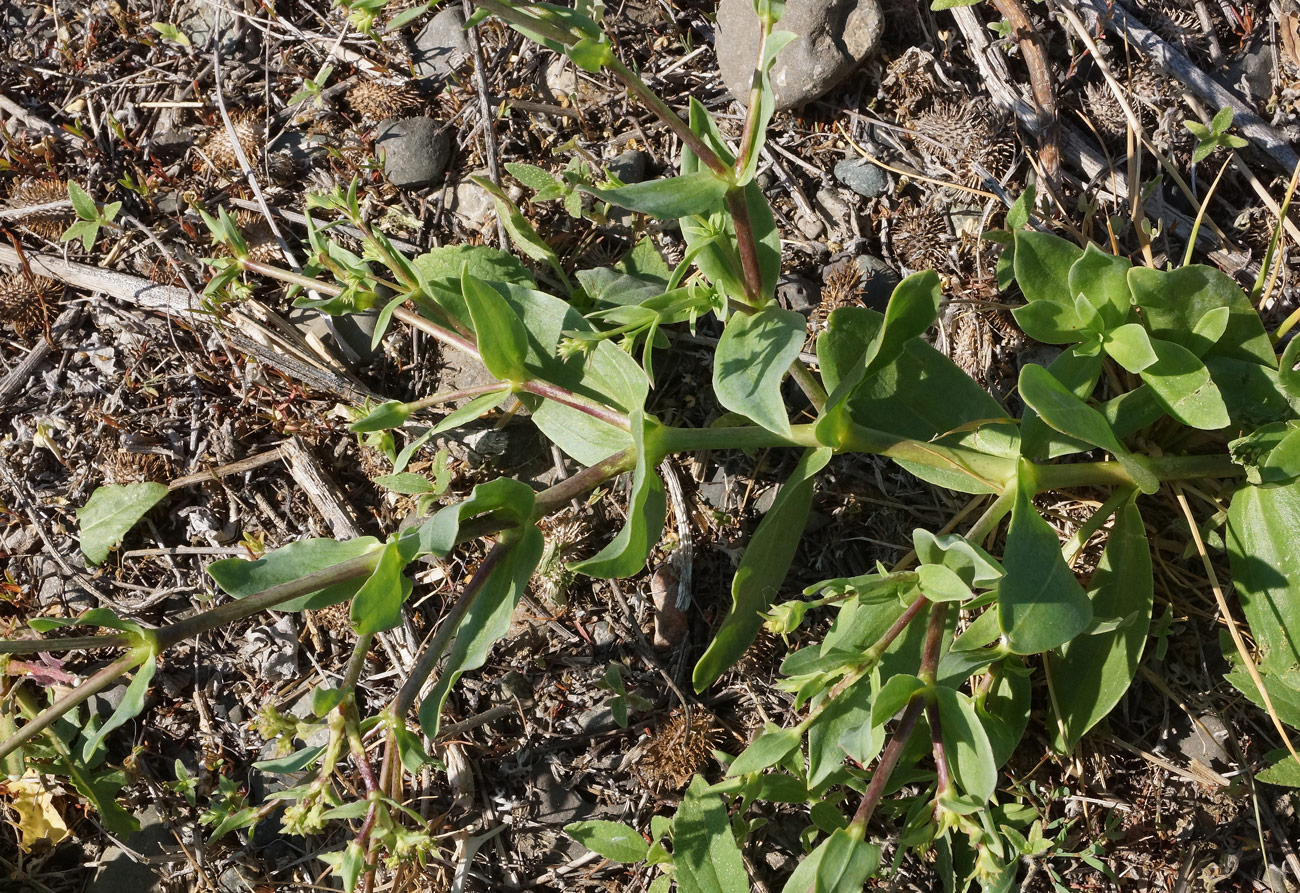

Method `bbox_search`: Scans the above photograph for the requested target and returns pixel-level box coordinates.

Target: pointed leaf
[673,777,750,893]
[77,482,168,565]
[580,172,730,219]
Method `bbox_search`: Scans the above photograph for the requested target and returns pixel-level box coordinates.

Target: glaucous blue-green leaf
[807,675,878,789]
[81,655,156,762]
[1051,496,1152,749]
[565,821,649,863]
[977,659,1030,766]
[935,685,997,802]
[917,564,974,602]
[1205,355,1300,428]
[29,608,146,636]
[1227,480,1300,676]
[727,726,803,776]
[470,176,566,281]
[419,527,543,737]
[735,29,797,186]
[1127,265,1273,364]
[580,171,730,219]
[1140,338,1230,430]
[713,303,806,436]
[694,447,833,690]
[570,413,665,578]
[77,482,169,565]
[1011,231,1086,343]
[999,463,1091,654]
[575,267,665,306]
[780,828,881,893]
[673,776,749,893]
[207,537,383,612]
[411,244,534,330]
[1068,242,1132,330]
[1103,323,1159,373]
[1020,347,1102,460]
[1019,363,1159,493]
[871,674,924,727]
[349,539,413,635]
[506,161,563,197]
[912,530,1004,589]
[414,478,536,558]
[566,35,614,72]
[462,269,528,382]
[1230,421,1300,485]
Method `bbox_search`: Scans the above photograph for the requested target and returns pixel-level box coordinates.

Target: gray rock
[375,117,451,189]
[89,806,170,893]
[1224,37,1273,105]
[448,172,495,233]
[606,149,649,184]
[289,693,332,749]
[413,7,470,81]
[777,274,818,313]
[834,158,889,198]
[716,0,883,110]
[813,186,850,226]
[181,0,261,58]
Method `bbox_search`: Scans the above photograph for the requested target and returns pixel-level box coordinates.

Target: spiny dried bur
[0,273,63,333]
[102,447,172,484]
[889,202,949,273]
[233,209,282,263]
[532,518,590,605]
[633,709,721,792]
[199,109,265,171]
[910,100,1015,188]
[1082,81,1129,144]
[5,178,73,242]
[347,81,420,121]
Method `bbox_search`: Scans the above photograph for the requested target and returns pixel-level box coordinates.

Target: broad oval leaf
[1227,480,1300,676]
[581,171,730,219]
[871,674,924,727]
[673,776,750,893]
[1128,264,1273,365]
[77,482,168,566]
[565,820,649,863]
[727,726,803,776]
[349,539,413,635]
[934,685,998,802]
[1068,242,1132,330]
[462,269,528,382]
[1011,230,1085,343]
[713,303,806,436]
[998,463,1092,654]
[780,828,881,893]
[207,537,383,612]
[1052,496,1152,748]
[1140,338,1230,430]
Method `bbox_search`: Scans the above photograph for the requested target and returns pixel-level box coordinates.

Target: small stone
[795,212,824,240]
[592,620,617,649]
[814,186,850,225]
[414,7,470,81]
[89,806,170,893]
[776,274,818,313]
[448,172,495,233]
[606,149,648,184]
[182,0,261,58]
[834,158,889,198]
[375,117,451,189]
[716,0,883,110]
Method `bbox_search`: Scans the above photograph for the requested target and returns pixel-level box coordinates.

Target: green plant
[1186,106,1249,164]
[60,181,121,251]
[5,1,1300,890]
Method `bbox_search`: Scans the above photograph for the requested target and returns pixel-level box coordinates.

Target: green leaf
[935,685,997,802]
[418,527,544,737]
[1020,347,1103,460]
[565,820,649,862]
[917,563,974,602]
[208,537,382,611]
[694,447,833,690]
[1140,338,1230,430]
[30,607,146,636]
[77,482,168,565]
[373,472,439,495]
[414,477,536,558]
[1230,422,1300,485]
[567,36,614,72]
[79,654,155,762]
[1068,243,1132,330]
[1011,231,1086,343]
[1127,265,1273,365]
[807,674,878,789]
[67,181,98,220]
[350,399,417,433]
[462,269,528,382]
[1018,363,1158,494]
[912,531,1004,589]
[1103,323,1159,373]
[999,463,1092,654]
[349,539,412,635]
[871,674,924,727]
[569,413,665,578]
[780,827,881,893]
[673,776,750,893]
[580,171,730,219]
[713,303,806,436]
[1257,749,1300,787]
[1052,496,1152,748]
[506,162,561,194]
[469,176,566,282]
[1227,480,1300,676]
[150,21,191,46]
[727,727,803,776]
[735,29,798,186]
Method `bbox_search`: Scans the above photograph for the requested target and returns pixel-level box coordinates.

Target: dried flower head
[810,259,864,333]
[634,709,721,792]
[234,209,283,263]
[910,101,1014,187]
[199,109,265,171]
[1082,81,1128,143]
[0,273,63,333]
[347,81,421,121]
[5,178,74,242]
[890,203,949,273]
[532,517,590,605]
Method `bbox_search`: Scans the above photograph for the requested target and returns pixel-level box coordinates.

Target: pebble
[88,806,169,893]
[814,186,850,226]
[448,172,496,233]
[375,116,451,189]
[413,6,471,81]
[777,273,818,313]
[715,0,884,110]
[606,148,649,184]
[181,0,260,58]
[834,158,889,198]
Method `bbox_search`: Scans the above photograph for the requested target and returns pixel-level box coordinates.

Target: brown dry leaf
[1,771,70,851]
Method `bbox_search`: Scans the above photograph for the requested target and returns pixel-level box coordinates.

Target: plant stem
[390,540,513,720]
[343,634,375,691]
[724,189,764,307]
[849,695,925,833]
[606,58,731,178]
[519,378,630,430]
[0,634,133,656]
[0,652,140,763]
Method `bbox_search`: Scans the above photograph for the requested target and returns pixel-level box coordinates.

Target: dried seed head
[0,273,63,333]
[1083,81,1128,143]
[200,109,265,171]
[5,178,74,241]
[635,709,721,792]
[890,203,949,273]
[1148,2,1204,52]
[233,209,282,263]
[347,81,421,121]
[811,259,864,332]
[910,101,1013,187]
[102,448,171,484]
